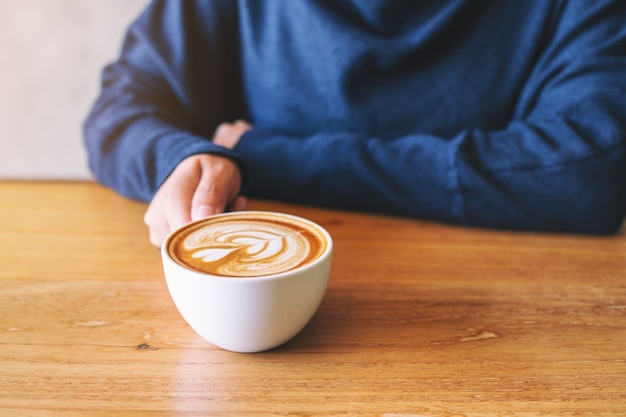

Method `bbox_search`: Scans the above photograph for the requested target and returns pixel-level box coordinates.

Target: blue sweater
[84,0,626,234]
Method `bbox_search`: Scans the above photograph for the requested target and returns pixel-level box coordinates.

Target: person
[84,0,626,247]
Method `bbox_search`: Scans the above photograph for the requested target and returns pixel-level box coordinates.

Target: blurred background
[0,0,149,179]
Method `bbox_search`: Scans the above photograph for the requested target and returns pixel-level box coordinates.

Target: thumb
[191,203,221,221]
[189,154,242,221]
[191,183,227,221]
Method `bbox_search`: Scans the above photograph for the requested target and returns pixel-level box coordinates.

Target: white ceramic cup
[161,211,333,353]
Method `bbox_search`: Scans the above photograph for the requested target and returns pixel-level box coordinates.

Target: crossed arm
[84,0,626,248]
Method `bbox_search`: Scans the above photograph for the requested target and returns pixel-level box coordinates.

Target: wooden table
[1,181,625,416]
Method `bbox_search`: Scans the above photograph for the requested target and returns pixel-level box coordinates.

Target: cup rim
[161,210,333,282]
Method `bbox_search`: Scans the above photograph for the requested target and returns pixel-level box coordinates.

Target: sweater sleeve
[235,1,626,234]
[83,0,245,202]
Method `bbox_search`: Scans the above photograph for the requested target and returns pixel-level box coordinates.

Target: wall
[0,0,149,179]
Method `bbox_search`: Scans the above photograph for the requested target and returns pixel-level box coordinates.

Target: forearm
[237,129,463,223]
[235,121,626,234]
[235,0,626,234]
[84,111,241,202]
[83,0,243,202]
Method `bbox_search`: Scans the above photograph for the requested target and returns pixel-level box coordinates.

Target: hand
[143,153,247,248]
[213,119,252,149]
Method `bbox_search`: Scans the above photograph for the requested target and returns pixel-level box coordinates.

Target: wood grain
[1,181,625,416]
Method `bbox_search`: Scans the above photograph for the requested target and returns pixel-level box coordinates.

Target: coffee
[162,211,333,352]
[167,212,328,277]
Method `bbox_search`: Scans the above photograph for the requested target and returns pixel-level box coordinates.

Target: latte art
[186,221,310,276]
[168,213,327,277]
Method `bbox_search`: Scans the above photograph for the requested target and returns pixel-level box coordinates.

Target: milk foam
[182,219,313,277]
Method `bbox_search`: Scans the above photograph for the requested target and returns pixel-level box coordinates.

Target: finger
[214,120,252,149]
[164,155,208,230]
[192,202,221,221]
[191,171,228,221]
[234,119,252,129]
[147,224,166,248]
[214,122,230,141]
[227,196,248,212]
[144,201,171,248]
[167,178,196,230]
